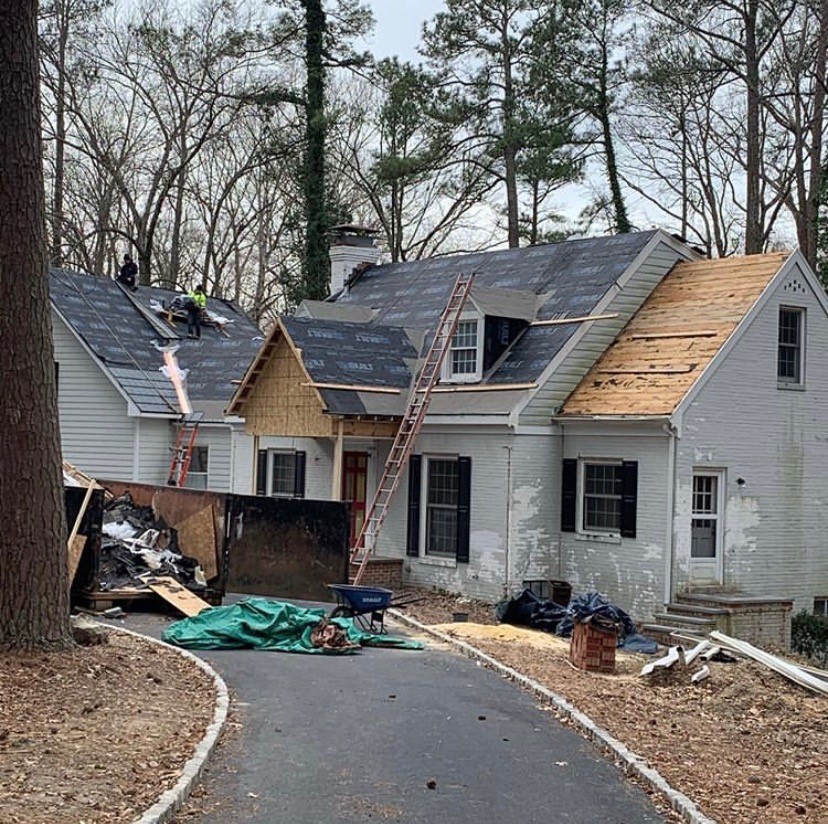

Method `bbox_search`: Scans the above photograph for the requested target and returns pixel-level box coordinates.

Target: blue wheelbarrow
[327,584,422,634]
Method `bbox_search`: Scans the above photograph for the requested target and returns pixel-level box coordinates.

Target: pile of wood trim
[640,630,828,696]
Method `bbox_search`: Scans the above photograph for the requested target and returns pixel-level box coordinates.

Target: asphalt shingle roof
[50,268,262,417]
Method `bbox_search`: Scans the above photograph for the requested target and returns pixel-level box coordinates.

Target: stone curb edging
[388,609,716,824]
[102,624,230,824]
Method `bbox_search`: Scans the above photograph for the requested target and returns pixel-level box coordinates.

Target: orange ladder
[167,412,204,487]
[350,272,476,584]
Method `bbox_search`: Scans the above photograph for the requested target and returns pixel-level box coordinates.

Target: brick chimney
[329,225,380,297]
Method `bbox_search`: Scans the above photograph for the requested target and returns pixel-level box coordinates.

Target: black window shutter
[561,458,577,532]
[256,450,268,496]
[456,456,472,563]
[620,460,638,538]
[293,451,307,498]
[406,455,422,557]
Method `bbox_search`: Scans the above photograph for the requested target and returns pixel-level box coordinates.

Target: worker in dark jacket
[116,254,138,290]
[186,284,207,339]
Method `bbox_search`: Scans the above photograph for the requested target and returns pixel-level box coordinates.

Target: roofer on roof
[116,253,138,290]
[186,284,206,339]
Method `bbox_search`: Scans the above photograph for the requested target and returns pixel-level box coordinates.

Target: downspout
[557,420,564,578]
[663,419,679,606]
[503,442,513,597]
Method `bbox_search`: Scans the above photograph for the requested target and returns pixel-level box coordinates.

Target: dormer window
[444,315,483,382]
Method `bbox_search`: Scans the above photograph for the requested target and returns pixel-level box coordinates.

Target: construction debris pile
[99,492,207,592]
[497,589,658,654]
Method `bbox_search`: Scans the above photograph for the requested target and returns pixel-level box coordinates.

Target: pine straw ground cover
[0,629,215,823]
[415,617,828,824]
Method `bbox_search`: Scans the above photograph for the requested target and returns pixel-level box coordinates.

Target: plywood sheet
[174,505,218,579]
[561,253,787,416]
[147,576,211,617]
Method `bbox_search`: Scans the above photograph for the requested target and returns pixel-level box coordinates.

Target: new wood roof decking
[560,253,789,417]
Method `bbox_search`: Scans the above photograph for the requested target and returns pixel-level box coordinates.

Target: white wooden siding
[520,241,687,426]
[677,260,828,613]
[135,418,173,485]
[53,312,137,480]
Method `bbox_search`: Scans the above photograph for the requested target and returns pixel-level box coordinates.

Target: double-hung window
[561,458,638,539]
[406,454,472,562]
[425,458,459,556]
[444,316,482,382]
[583,462,623,533]
[778,307,805,386]
[255,449,306,498]
[184,446,209,490]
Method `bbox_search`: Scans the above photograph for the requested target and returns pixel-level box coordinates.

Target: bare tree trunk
[743,0,762,254]
[501,15,519,249]
[50,0,68,266]
[0,0,72,650]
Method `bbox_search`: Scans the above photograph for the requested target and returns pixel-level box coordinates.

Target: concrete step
[653,612,717,630]
[665,602,729,618]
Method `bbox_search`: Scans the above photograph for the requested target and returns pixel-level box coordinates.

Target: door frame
[342,451,369,547]
[689,468,725,585]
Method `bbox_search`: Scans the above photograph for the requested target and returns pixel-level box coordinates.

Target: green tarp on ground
[161,598,423,654]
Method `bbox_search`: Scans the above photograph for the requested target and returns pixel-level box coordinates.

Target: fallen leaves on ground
[429,619,828,824]
[0,630,215,823]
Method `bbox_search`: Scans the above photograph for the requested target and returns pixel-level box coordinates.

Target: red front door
[342,452,368,546]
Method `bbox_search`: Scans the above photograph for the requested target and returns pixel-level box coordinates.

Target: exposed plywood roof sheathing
[561,253,788,417]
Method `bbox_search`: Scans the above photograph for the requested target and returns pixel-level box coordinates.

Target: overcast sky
[363,0,445,61]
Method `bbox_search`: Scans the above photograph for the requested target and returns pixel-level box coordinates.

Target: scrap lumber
[531,312,619,326]
[147,576,211,617]
[67,534,87,584]
[174,505,218,579]
[709,630,828,696]
[690,666,711,684]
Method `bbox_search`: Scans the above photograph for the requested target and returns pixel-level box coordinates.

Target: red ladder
[167,412,204,487]
[350,272,476,584]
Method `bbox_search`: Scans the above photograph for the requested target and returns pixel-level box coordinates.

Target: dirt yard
[0,629,216,823]
[405,607,828,824]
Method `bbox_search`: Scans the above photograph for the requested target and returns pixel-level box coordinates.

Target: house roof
[231,232,669,419]
[50,268,262,417]
[559,253,789,417]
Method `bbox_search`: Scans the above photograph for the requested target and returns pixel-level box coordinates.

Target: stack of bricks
[569,621,617,673]
[348,558,404,590]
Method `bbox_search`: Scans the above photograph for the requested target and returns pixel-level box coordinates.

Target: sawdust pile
[0,630,216,823]
[434,622,828,824]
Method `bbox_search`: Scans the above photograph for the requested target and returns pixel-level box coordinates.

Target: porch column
[331,419,344,500]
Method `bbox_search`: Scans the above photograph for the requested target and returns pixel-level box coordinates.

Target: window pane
[271,453,296,496]
[189,446,209,473]
[692,476,717,515]
[452,348,477,374]
[426,458,459,555]
[691,518,717,557]
[453,320,477,349]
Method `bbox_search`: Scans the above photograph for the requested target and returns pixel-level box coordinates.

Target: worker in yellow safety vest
[186,284,207,339]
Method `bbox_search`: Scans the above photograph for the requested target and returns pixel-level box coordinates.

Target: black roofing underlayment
[50,268,262,416]
[313,232,658,396]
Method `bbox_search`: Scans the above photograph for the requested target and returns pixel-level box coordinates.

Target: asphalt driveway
[124,604,663,824]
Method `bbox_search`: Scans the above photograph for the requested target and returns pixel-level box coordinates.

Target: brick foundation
[570,622,617,673]
[349,558,404,590]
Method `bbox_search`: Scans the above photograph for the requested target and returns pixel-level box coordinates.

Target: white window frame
[268,450,297,498]
[577,459,623,537]
[441,312,483,384]
[777,305,806,388]
[814,597,828,617]
[420,454,460,558]
[184,445,209,490]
